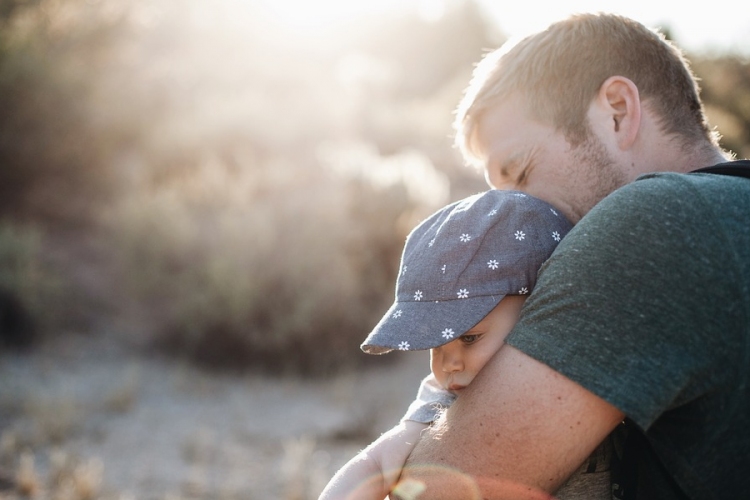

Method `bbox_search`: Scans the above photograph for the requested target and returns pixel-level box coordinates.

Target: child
[318,190,611,500]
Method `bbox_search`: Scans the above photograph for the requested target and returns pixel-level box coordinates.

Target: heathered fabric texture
[507,168,750,499]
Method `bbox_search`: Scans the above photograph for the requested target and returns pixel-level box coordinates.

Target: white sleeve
[401,373,456,423]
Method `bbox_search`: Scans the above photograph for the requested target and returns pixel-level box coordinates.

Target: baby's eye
[460,334,482,345]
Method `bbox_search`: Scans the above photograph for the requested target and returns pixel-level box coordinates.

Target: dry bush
[104,145,443,376]
[0,222,66,349]
[0,0,492,373]
[0,0,132,225]
[3,448,105,500]
[692,55,750,158]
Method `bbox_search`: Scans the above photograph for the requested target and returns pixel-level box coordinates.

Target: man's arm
[397,345,624,500]
[319,420,428,500]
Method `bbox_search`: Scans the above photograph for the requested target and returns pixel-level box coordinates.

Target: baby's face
[430,295,526,394]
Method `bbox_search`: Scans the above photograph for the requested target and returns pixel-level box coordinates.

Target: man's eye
[460,334,481,345]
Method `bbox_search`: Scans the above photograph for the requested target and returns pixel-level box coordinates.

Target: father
[397,13,750,500]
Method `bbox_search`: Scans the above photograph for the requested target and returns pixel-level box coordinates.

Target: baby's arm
[320,374,454,499]
[318,419,427,500]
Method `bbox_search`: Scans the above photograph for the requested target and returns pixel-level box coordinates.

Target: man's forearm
[396,420,554,500]
[395,345,623,500]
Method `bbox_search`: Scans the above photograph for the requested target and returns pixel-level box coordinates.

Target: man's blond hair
[455,13,718,168]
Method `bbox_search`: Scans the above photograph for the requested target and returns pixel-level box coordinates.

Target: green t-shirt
[507,170,750,500]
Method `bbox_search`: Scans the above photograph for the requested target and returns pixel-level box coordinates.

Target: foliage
[0,0,137,224]
[1,0,748,376]
[0,0,484,373]
[692,55,750,158]
[104,145,446,375]
[0,222,63,348]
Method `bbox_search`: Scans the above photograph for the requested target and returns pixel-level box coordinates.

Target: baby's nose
[441,351,464,373]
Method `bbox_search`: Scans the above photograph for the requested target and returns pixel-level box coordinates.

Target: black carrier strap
[690,159,750,178]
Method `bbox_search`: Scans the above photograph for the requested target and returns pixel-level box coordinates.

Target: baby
[319,190,611,500]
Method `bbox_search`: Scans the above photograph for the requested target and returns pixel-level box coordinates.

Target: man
[396,13,750,500]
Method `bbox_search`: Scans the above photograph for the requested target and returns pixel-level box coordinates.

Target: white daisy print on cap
[359,189,574,356]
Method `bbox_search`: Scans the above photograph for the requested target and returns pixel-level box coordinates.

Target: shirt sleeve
[506,173,745,430]
[401,374,456,423]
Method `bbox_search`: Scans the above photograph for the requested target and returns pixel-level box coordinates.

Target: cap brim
[361,294,505,354]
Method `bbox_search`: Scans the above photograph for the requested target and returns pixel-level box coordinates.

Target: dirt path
[0,333,429,499]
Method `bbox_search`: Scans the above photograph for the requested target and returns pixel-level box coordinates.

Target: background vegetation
[1,2,748,498]
[0,0,748,377]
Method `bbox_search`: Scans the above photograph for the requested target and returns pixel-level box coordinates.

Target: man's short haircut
[455,13,718,168]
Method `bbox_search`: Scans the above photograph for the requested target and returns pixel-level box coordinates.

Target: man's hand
[396,345,624,499]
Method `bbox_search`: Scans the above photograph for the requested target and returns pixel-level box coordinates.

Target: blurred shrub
[347,0,500,100]
[0,0,134,224]
[10,0,748,379]
[0,0,487,372]
[0,222,63,348]
[692,55,750,158]
[105,146,445,376]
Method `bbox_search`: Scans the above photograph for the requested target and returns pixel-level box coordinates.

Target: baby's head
[361,190,572,392]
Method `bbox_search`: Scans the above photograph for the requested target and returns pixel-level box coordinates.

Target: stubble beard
[569,132,628,219]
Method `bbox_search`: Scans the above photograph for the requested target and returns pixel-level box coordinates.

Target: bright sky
[476,0,750,55]
[258,0,750,55]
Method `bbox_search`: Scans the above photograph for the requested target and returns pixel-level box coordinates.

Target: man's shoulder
[630,160,750,198]
[561,167,750,262]
[626,168,747,197]
[585,167,750,225]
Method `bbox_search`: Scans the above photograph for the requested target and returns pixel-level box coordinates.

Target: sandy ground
[0,332,430,499]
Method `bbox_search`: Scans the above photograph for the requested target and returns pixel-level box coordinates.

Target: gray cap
[361,190,572,354]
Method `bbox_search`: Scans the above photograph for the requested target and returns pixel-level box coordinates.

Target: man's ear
[595,76,641,150]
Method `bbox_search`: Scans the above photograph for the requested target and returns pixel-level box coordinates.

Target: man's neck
[637,140,729,177]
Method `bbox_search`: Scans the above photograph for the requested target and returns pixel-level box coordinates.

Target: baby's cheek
[432,371,448,389]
